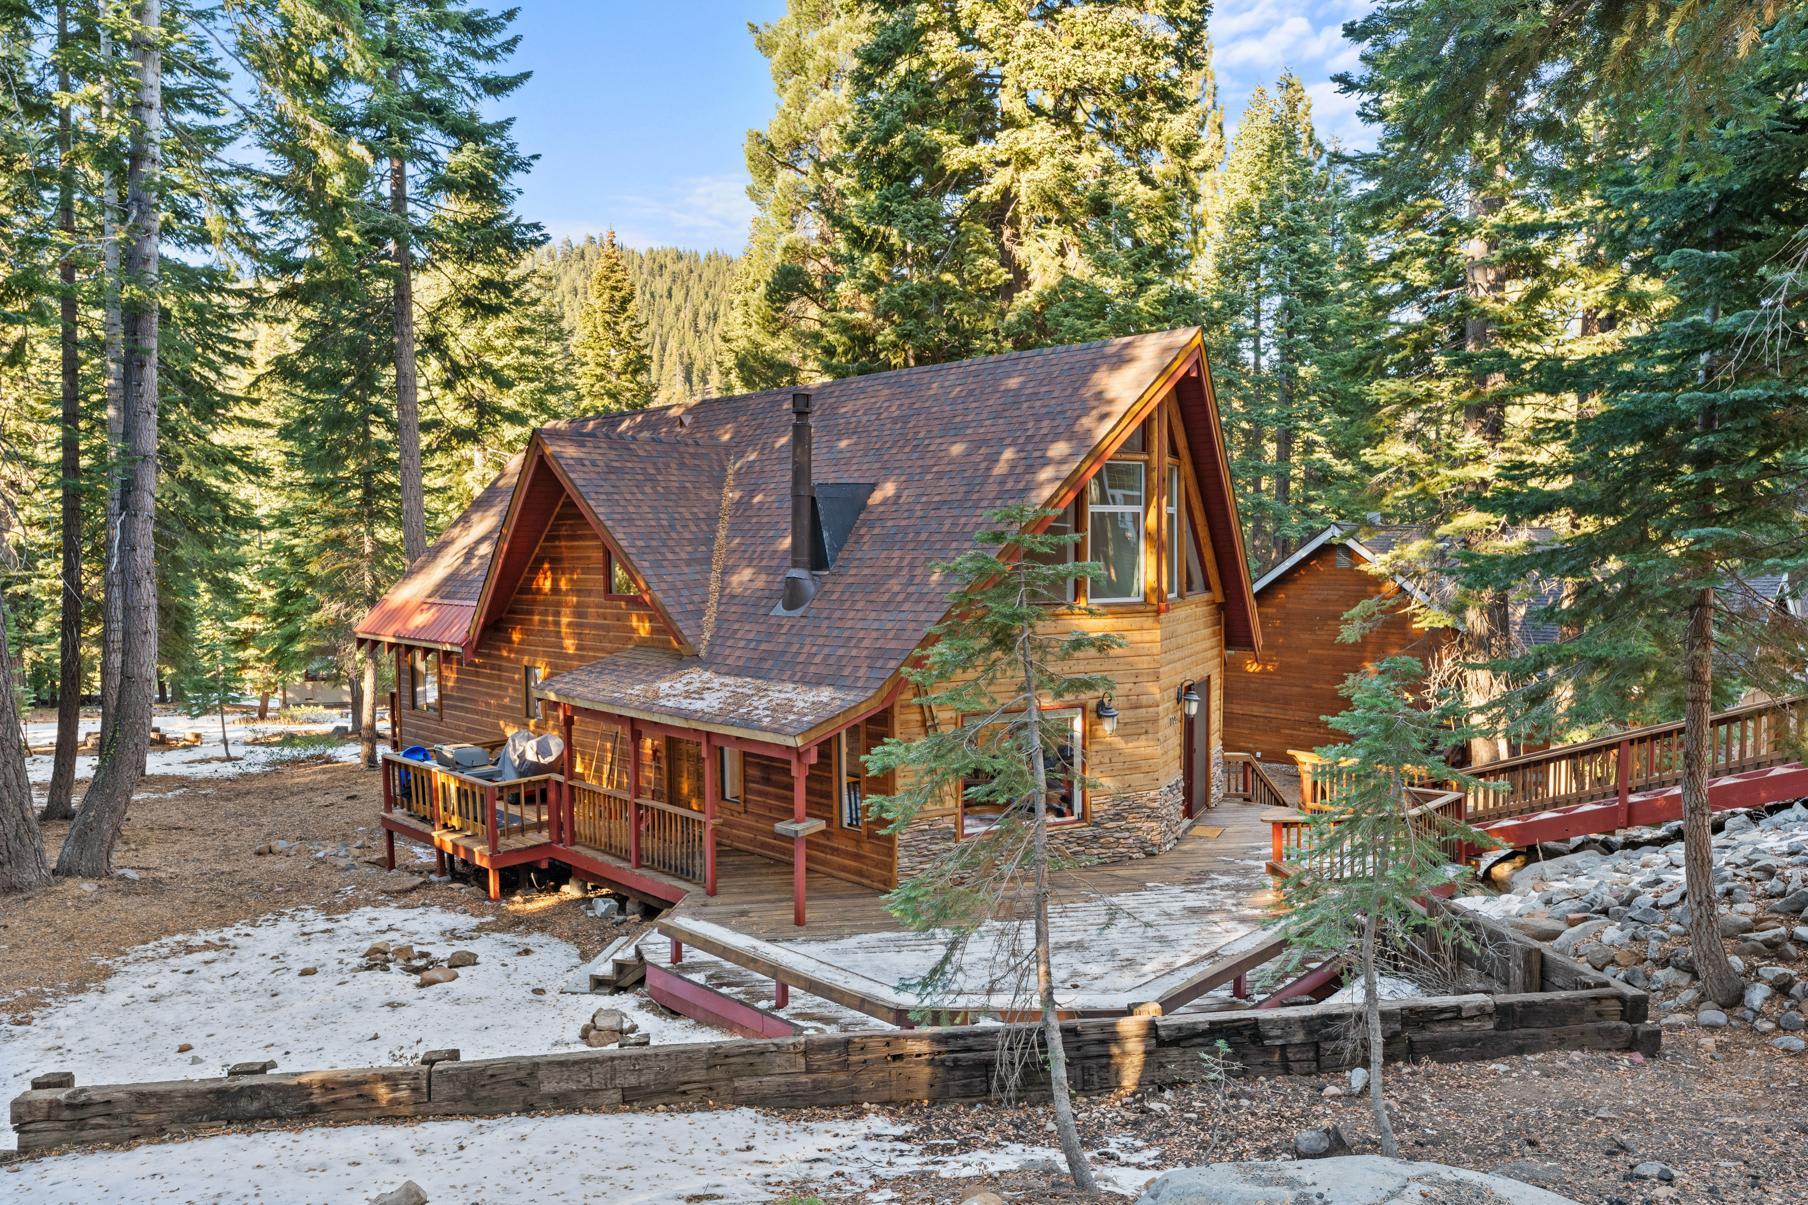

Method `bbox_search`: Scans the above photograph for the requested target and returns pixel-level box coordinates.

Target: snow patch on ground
[25,714,359,787]
[0,906,711,1150]
[787,865,1272,1003]
[0,1107,1163,1203]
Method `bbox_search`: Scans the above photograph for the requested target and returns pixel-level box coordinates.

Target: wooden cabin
[1222,522,1562,763]
[355,328,1261,924]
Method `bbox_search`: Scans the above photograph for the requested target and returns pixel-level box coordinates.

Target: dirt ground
[773,1034,1806,1203]
[1,760,629,1019]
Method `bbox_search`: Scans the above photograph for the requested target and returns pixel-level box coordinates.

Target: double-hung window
[1087,461,1146,603]
[717,745,743,807]
[410,650,439,712]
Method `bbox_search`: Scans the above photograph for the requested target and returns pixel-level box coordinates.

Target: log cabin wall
[395,496,680,753]
[1221,544,1446,758]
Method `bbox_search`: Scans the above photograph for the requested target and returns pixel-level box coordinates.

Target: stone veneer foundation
[895,750,1227,882]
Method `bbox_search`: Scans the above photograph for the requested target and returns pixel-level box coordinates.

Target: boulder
[1135,1157,1580,1204]
[1774,1035,1807,1053]
[416,968,458,988]
[1697,1008,1729,1029]
[1293,1126,1351,1159]
[1774,889,1808,915]
[1630,1162,1676,1182]
[370,1183,428,1205]
[446,951,478,969]
[1509,851,1605,893]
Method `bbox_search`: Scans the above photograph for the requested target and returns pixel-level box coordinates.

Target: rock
[1293,1125,1351,1159]
[1135,1157,1581,1204]
[364,942,392,959]
[377,873,424,896]
[391,944,416,961]
[1717,914,1754,937]
[418,1048,460,1065]
[1631,1161,1676,1182]
[1774,1035,1807,1053]
[588,896,621,919]
[1774,888,1808,914]
[1510,850,1605,893]
[416,967,458,988]
[590,1007,635,1034]
[1506,917,1568,943]
[118,868,140,882]
[446,951,478,969]
[298,966,318,977]
[583,1029,619,1048]
[1626,905,1664,926]
[960,1194,1006,1205]
[369,1182,428,1205]
[176,1043,192,1053]
[1652,966,1694,990]
[1697,1008,1729,1028]
[1347,1067,1368,1095]
[1578,943,1616,970]
[227,1060,276,1077]
[1745,983,1775,1012]
[1723,813,1756,835]
[1552,918,1611,955]
[558,880,588,899]
[618,1032,650,1047]
[1757,965,1796,988]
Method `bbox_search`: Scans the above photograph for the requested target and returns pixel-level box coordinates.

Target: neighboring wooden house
[1222,522,1560,762]
[355,328,1261,921]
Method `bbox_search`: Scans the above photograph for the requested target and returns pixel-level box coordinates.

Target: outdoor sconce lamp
[1095,694,1119,737]
[1178,681,1201,719]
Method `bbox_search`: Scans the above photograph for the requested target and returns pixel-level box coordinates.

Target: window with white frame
[1167,465,1182,599]
[958,708,1085,836]
[410,650,439,712]
[717,745,743,806]
[1087,461,1145,602]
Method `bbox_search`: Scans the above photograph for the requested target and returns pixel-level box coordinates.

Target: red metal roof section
[355,595,475,650]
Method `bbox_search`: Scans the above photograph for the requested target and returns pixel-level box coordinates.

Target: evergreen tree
[571,230,652,410]
[734,0,1218,380]
[866,504,1123,1193]
[1466,23,1808,1005]
[1202,76,1367,567]
[1284,658,1489,1158]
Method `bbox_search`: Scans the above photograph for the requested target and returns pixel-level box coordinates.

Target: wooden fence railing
[566,778,710,884]
[1269,786,1469,880]
[1223,752,1294,810]
[379,752,556,853]
[1462,696,1807,824]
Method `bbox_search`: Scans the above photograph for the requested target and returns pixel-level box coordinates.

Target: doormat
[1190,824,1226,839]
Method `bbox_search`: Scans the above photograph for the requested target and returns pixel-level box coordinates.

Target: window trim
[1087,459,1147,604]
[522,664,543,719]
[1166,464,1182,600]
[837,730,864,831]
[955,705,1089,840]
[716,744,744,807]
[605,550,643,599]
[409,650,441,716]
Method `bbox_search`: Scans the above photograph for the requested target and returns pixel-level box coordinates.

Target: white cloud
[543,173,757,254]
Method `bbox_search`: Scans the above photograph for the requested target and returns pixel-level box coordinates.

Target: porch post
[627,718,642,868]
[791,752,807,926]
[558,704,576,846]
[700,732,719,896]
[392,645,404,745]
[1616,738,1632,828]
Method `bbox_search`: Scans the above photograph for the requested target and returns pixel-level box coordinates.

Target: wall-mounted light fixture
[1177,681,1201,719]
[1095,694,1119,737]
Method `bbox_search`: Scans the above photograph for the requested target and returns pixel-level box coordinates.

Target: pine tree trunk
[389,117,427,566]
[43,0,83,824]
[218,695,232,759]
[0,607,52,893]
[1360,909,1398,1157]
[1684,588,1742,1005]
[1020,632,1096,1193]
[98,14,126,739]
[357,647,378,769]
[1460,187,1511,766]
[60,0,160,879]
[1272,421,1293,564]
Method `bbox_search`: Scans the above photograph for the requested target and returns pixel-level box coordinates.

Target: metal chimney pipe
[781,391,819,612]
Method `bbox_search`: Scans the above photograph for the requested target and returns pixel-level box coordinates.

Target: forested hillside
[532,239,737,404]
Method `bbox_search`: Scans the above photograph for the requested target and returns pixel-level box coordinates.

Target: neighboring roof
[1255,522,1561,651]
[354,457,522,649]
[363,328,1260,741]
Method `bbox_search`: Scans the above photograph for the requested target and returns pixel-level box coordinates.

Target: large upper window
[1087,461,1145,602]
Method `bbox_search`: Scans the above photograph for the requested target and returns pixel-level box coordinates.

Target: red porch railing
[1269,786,1469,879]
[379,751,556,852]
[564,778,712,884]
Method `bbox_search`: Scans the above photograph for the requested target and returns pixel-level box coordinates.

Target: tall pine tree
[571,230,652,410]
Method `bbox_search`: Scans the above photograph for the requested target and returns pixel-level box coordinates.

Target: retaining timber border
[11,920,1655,1153]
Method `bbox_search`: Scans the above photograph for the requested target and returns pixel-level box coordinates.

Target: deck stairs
[579,935,646,992]
[1476,760,1808,849]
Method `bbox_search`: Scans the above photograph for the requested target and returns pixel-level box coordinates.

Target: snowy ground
[786,863,1274,1005]
[0,1108,1164,1203]
[24,711,360,787]
[0,906,713,1151]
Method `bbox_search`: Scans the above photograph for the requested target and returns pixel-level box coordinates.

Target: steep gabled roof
[354,457,522,649]
[360,328,1260,740]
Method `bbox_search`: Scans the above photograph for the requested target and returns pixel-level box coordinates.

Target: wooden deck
[652,799,1282,1029]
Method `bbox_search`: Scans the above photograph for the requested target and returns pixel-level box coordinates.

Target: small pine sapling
[1281,656,1493,1157]
[864,503,1123,1193]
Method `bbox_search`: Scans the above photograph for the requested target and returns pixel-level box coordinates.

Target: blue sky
[508,1,1373,255]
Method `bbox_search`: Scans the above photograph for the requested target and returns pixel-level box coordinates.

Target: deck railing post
[1616,739,1632,828]
[485,785,499,855]
[627,720,642,869]
[791,752,808,927]
[701,734,719,896]
[381,756,393,814]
